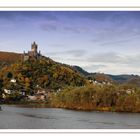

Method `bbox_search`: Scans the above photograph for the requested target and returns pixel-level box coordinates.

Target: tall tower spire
[31,41,38,53]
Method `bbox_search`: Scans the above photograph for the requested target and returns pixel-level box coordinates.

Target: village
[2,76,136,103]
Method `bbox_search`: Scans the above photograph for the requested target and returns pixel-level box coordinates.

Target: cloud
[40,23,57,31]
[47,51,140,68]
[39,20,63,32]
[83,64,106,72]
[0,11,59,31]
[87,52,123,63]
[54,11,125,22]
[63,26,81,33]
[63,26,90,34]
[38,12,91,33]
[45,51,140,75]
[48,44,65,48]
[98,36,140,46]
[38,11,140,37]
[0,22,14,28]
[96,63,140,75]
[40,20,90,34]
[84,53,140,74]
[0,11,57,21]
[87,52,140,64]
[47,49,87,57]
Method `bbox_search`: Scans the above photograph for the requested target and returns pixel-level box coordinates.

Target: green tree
[7,72,13,79]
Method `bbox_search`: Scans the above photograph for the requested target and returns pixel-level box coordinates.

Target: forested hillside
[0,57,87,94]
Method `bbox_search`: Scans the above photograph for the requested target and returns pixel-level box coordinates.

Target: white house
[4,89,11,94]
[10,79,16,83]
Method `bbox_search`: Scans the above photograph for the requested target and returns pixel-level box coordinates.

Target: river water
[0,105,140,129]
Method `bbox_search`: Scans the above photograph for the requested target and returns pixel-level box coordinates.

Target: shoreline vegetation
[49,84,140,113]
[2,84,140,113]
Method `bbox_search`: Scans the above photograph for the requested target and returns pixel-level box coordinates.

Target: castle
[23,42,41,61]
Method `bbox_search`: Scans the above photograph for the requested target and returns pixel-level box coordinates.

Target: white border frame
[0,7,140,133]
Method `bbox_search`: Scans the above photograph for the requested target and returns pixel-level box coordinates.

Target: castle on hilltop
[23,42,41,61]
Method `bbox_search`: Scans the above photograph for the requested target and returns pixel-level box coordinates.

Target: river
[0,105,140,129]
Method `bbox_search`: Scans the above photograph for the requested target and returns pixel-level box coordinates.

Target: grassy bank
[49,84,140,113]
[2,84,140,112]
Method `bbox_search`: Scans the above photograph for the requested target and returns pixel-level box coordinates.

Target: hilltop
[0,51,22,69]
[0,51,22,64]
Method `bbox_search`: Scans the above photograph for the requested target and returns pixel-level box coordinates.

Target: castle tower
[23,42,41,61]
[30,41,38,57]
[31,41,38,53]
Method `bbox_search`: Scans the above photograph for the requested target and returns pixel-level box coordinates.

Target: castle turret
[31,41,38,53]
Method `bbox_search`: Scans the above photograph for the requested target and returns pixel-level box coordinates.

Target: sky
[0,11,140,75]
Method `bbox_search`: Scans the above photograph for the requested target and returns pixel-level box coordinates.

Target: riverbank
[1,101,139,113]
[1,84,140,113]
[0,100,50,108]
[49,85,140,113]
[1,104,140,114]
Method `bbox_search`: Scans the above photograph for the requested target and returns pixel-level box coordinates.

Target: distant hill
[107,74,138,84]
[72,66,89,76]
[72,65,140,85]
[126,75,140,86]
[72,66,113,82]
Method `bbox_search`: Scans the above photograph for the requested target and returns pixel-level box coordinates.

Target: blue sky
[0,11,140,75]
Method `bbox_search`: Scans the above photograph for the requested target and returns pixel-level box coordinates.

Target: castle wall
[24,55,30,61]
